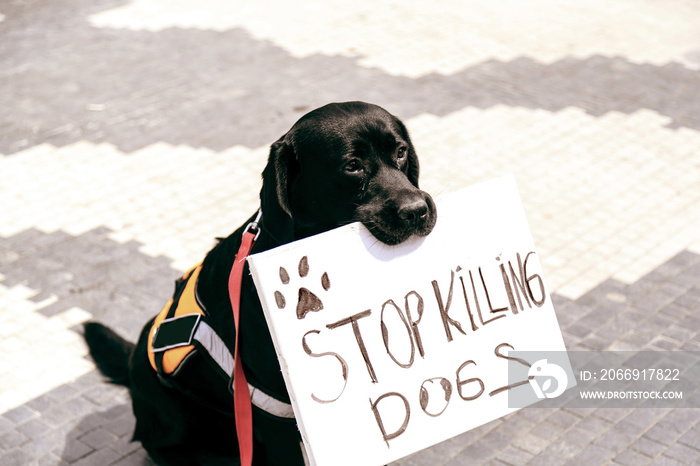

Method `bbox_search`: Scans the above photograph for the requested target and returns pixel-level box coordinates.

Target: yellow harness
[146,261,295,419]
[147,264,207,376]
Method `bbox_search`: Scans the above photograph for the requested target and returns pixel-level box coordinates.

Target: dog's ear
[394,117,420,187]
[260,135,298,226]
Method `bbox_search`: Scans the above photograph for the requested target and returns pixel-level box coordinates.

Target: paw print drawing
[274,256,331,319]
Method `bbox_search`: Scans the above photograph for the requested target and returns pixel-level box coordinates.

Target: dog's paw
[274,256,330,319]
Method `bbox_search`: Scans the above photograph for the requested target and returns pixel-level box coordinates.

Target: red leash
[228,212,262,466]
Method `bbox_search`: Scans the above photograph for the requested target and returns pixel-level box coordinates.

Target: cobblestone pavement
[2,0,700,464]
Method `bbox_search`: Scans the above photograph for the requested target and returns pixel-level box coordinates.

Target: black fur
[83,322,134,386]
[84,102,437,465]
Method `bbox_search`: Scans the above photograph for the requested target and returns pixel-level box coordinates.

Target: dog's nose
[398,198,429,224]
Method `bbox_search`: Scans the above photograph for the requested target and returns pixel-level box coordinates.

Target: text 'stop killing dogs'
[84,102,438,465]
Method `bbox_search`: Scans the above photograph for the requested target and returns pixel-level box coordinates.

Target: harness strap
[228,211,262,466]
[152,314,234,377]
[151,312,295,419]
[249,385,294,419]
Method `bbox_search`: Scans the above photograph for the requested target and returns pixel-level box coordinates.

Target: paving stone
[650,336,681,350]
[551,294,571,310]
[656,283,689,302]
[680,339,700,351]
[634,291,677,313]
[444,441,496,464]
[557,426,599,448]
[516,408,557,424]
[25,394,55,414]
[585,301,625,326]
[529,421,565,440]
[610,330,652,351]
[20,435,56,457]
[592,407,632,424]
[0,417,12,435]
[510,433,551,456]
[630,436,666,458]
[626,278,661,303]
[659,302,689,319]
[109,449,155,466]
[81,383,126,407]
[653,456,686,466]
[622,407,670,428]
[673,287,700,310]
[562,444,616,466]
[565,321,596,339]
[0,448,36,466]
[661,325,696,343]
[37,452,69,466]
[38,404,73,429]
[529,441,579,466]
[590,313,637,340]
[494,446,532,466]
[108,434,143,457]
[57,439,93,464]
[662,442,700,463]
[1,406,38,425]
[62,397,99,419]
[0,430,29,450]
[71,447,122,466]
[593,429,638,453]
[44,384,81,404]
[576,279,628,307]
[657,408,700,434]
[102,413,136,438]
[643,424,683,446]
[72,412,108,434]
[614,447,653,466]
[579,335,611,351]
[677,424,700,447]
[77,428,118,450]
[639,314,677,337]
[15,419,50,439]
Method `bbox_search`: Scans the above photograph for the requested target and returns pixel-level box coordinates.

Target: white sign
[248,175,569,466]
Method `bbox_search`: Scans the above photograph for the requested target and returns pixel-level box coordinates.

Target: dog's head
[260,101,436,245]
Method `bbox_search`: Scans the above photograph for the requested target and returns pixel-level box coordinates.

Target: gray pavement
[1,0,700,464]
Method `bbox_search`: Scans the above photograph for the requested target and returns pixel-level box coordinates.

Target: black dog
[84,102,437,465]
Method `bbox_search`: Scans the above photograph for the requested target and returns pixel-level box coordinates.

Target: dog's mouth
[358,193,437,246]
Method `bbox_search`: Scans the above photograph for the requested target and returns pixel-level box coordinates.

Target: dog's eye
[345,160,363,174]
[397,146,408,160]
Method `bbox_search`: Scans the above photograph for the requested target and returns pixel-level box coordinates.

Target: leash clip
[243,209,262,242]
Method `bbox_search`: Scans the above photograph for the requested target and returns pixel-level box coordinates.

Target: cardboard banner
[248,175,570,466]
